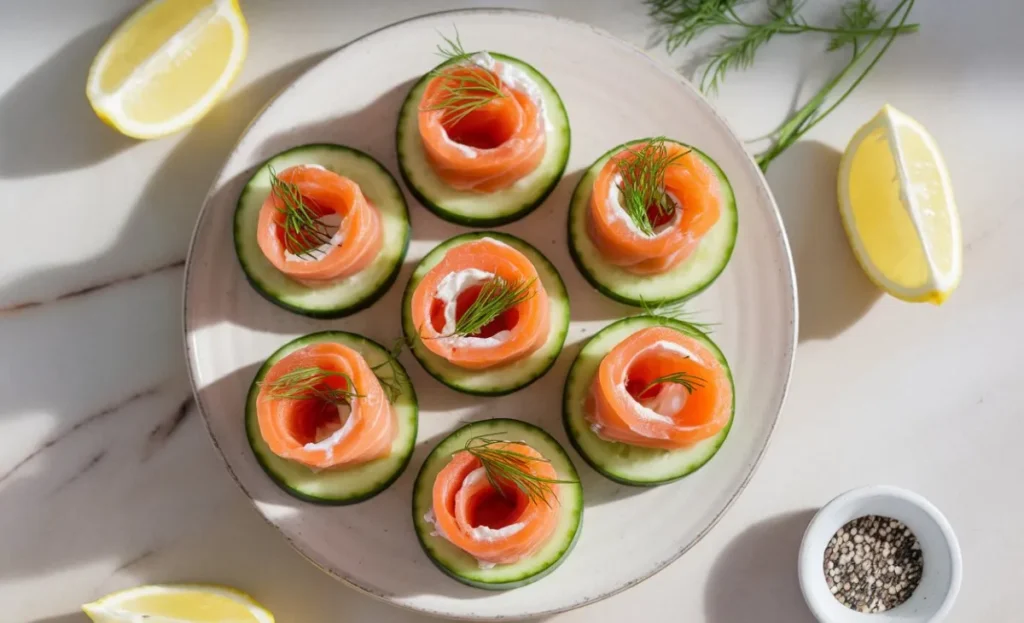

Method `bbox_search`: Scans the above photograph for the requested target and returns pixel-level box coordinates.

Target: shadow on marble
[0,49,332,311]
[765,141,881,342]
[0,16,135,179]
[704,509,818,623]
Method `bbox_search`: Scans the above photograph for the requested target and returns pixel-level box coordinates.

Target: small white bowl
[798,486,962,623]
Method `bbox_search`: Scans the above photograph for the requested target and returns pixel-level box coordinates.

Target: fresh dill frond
[435,27,469,61]
[423,28,506,126]
[828,0,879,51]
[648,0,918,95]
[449,277,535,338]
[754,0,918,170]
[642,370,708,395]
[268,167,335,259]
[616,138,688,236]
[646,0,919,169]
[639,296,717,334]
[464,434,576,507]
[647,0,744,52]
[699,0,800,94]
[260,366,362,405]
[368,339,406,403]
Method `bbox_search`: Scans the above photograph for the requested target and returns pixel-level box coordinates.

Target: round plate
[184,8,796,621]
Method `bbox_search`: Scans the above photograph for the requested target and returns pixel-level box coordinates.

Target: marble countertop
[2,1,1021,621]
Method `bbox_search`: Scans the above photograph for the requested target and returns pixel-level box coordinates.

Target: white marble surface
[1,1,1021,622]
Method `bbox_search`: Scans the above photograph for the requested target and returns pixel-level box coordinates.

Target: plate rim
[182,7,799,620]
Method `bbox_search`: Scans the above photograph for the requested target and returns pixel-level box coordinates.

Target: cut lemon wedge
[838,105,961,304]
[82,584,274,623]
[86,0,248,139]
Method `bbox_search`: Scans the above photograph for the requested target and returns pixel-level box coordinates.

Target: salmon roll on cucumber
[397,31,570,226]
[568,138,737,305]
[246,331,417,504]
[234,144,410,318]
[402,233,569,396]
[413,419,582,589]
[563,314,734,486]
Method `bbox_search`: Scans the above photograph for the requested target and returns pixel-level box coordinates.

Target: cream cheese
[604,173,683,238]
[435,51,551,159]
[302,400,355,462]
[433,268,513,348]
[423,467,525,571]
[469,52,548,128]
[620,340,704,423]
[462,468,527,543]
[441,131,479,158]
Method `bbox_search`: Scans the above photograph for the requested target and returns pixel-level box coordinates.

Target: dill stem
[755,0,916,171]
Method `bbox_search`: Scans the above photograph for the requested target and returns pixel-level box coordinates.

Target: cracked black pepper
[823,515,923,613]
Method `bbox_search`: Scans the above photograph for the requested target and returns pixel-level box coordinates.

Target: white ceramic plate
[184,9,796,620]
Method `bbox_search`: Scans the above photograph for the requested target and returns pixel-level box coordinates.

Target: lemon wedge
[86,0,248,139]
[82,584,274,623]
[838,105,961,304]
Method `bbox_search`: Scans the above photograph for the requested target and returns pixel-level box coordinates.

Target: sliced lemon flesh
[86,0,248,139]
[839,105,961,304]
[82,583,274,623]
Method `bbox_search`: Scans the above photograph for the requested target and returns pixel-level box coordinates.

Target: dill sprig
[647,0,744,52]
[828,0,886,51]
[368,339,406,403]
[268,167,335,259]
[755,0,917,169]
[260,366,362,405]
[464,434,577,507]
[434,29,470,62]
[642,370,707,395]
[422,29,506,126]
[647,0,919,171]
[649,0,918,93]
[639,296,717,334]
[616,138,689,236]
[449,277,536,338]
[698,0,801,95]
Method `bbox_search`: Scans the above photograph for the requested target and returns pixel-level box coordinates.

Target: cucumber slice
[234,144,410,318]
[245,331,418,505]
[401,232,570,396]
[396,53,570,226]
[567,139,738,306]
[562,315,734,486]
[412,419,583,590]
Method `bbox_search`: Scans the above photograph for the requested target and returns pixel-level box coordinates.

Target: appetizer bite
[563,314,734,485]
[246,331,417,504]
[402,233,569,396]
[413,419,582,589]
[568,138,737,305]
[234,144,410,318]
[397,32,570,226]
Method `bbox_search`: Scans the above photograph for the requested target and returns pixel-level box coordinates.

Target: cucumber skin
[235,214,409,320]
[400,232,570,397]
[563,411,733,488]
[395,53,571,227]
[245,331,418,505]
[566,141,738,307]
[411,418,583,589]
[246,406,417,506]
[233,144,411,319]
[561,316,735,486]
[416,520,582,590]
